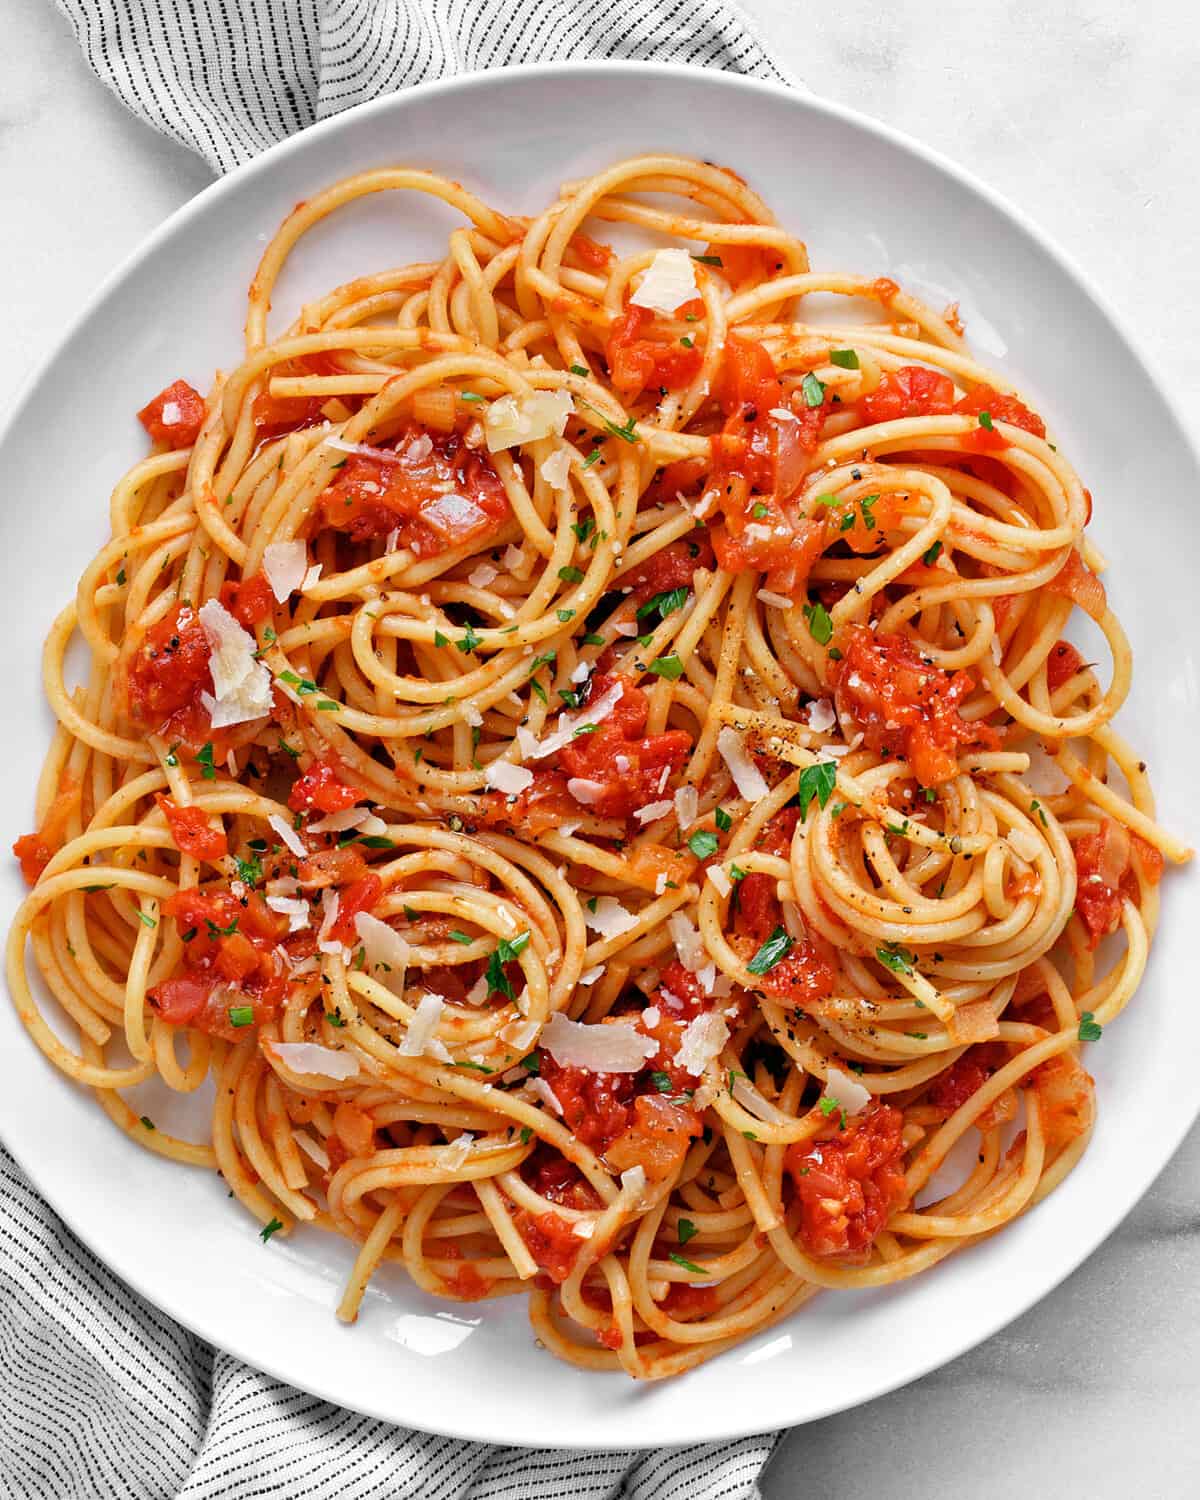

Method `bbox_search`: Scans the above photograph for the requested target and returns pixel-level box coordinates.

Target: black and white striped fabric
[8,6,787,1493]
[53,0,787,174]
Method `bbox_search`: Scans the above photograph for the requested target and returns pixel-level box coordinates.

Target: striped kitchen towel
[9,6,788,1494]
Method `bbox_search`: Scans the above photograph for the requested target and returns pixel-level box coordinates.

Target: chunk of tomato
[155,794,228,861]
[784,1103,908,1260]
[137,379,205,449]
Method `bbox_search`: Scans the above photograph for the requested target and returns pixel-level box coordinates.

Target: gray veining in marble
[3,3,1197,1496]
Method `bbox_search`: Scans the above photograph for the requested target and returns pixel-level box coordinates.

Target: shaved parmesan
[301,564,323,592]
[707,865,732,897]
[160,401,181,425]
[262,540,307,602]
[399,992,445,1056]
[198,600,273,728]
[541,1012,658,1073]
[634,799,672,825]
[265,895,310,932]
[673,1012,730,1077]
[308,806,368,833]
[667,911,705,972]
[462,702,483,728]
[503,544,526,571]
[515,726,540,761]
[268,813,307,859]
[420,492,488,539]
[613,621,638,637]
[806,698,836,734]
[528,1076,565,1115]
[324,435,397,460]
[486,761,534,796]
[717,726,770,803]
[539,449,572,490]
[317,889,342,954]
[567,777,605,805]
[674,785,698,829]
[354,912,411,980]
[583,896,639,939]
[824,1065,872,1116]
[578,965,604,986]
[468,562,498,589]
[619,1164,648,1205]
[442,1132,474,1169]
[642,1007,661,1027]
[629,248,698,316]
[484,390,574,452]
[500,1016,540,1051]
[266,1041,358,1082]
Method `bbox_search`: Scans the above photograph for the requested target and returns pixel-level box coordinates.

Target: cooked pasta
[7,154,1190,1378]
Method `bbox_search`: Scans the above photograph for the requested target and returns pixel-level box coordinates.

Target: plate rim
[2,59,1198,1449]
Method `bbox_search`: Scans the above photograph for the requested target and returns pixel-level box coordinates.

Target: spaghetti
[7,154,1191,1378]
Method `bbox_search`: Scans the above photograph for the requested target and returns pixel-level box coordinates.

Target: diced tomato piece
[296,847,369,890]
[712,514,826,590]
[784,1103,908,1260]
[1030,1051,1094,1151]
[872,277,900,303]
[137,379,205,449]
[514,1210,582,1283]
[250,353,346,437]
[1046,549,1107,622]
[831,624,1000,786]
[475,771,579,838]
[955,385,1046,452]
[150,884,289,1038]
[155,794,228,861]
[12,777,80,886]
[124,605,212,741]
[288,756,364,814]
[1046,639,1087,692]
[540,1054,637,1157]
[662,1281,720,1319]
[314,426,510,558]
[859,364,956,425]
[1072,818,1139,947]
[927,1042,1010,1119]
[717,334,781,418]
[707,239,770,287]
[603,1094,701,1180]
[621,538,714,604]
[525,1151,604,1211]
[570,234,615,270]
[556,673,692,820]
[333,1101,376,1157]
[605,304,703,399]
[326,874,382,945]
[220,572,275,628]
[758,942,836,1005]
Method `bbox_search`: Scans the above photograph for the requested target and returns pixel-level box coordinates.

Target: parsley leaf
[196,742,217,780]
[802,600,833,646]
[923,540,943,566]
[801,371,826,408]
[648,654,684,680]
[1078,1011,1103,1042]
[876,943,915,977]
[636,587,687,622]
[748,925,793,975]
[829,348,860,369]
[485,929,531,998]
[715,806,732,832]
[797,760,837,820]
[668,1252,707,1274]
[677,1218,699,1246]
[260,1217,283,1243]
[688,829,719,860]
[650,1071,673,1094]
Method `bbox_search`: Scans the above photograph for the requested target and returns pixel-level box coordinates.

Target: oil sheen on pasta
[7,155,1191,1379]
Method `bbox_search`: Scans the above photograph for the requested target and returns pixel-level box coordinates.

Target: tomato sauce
[858,366,1046,453]
[137,379,205,449]
[554,673,693,820]
[149,884,290,1039]
[288,755,364,813]
[124,605,215,751]
[1046,639,1087,692]
[155,794,228,862]
[220,572,275,628]
[314,426,510,558]
[251,353,347,437]
[1072,820,1163,947]
[12,776,80,886]
[514,1209,582,1284]
[621,538,714,605]
[605,304,703,400]
[831,623,1000,786]
[927,1042,1010,1120]
[784,1103,908,1260]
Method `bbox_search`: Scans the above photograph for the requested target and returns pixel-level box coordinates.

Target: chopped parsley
[688,829,719,860]
[668,1252,707,1274]
[1078,1011,1103,1042]
[636,587,687,622]
[648,654,684,680]
[829,348,860,369]
[485,929,531,999]
[448,929,474,945]
[876,943,915,977]
[978,410,994,431]
[748,925,793,975]
[800,371,826,408]
[196,743,217,780]
[558,565,585,584]
[715,806,732,832]
[259,1217,284,1243]
[802,600,833,646]
[797,760,837,820]
[677,1218,699,1246]
[228,1005,254,1028]
[923,540,943,566]
[650,1071,673,1094]
[691,253,723,266]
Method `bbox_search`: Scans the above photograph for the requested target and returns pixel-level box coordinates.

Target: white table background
[4,3,1197,1496]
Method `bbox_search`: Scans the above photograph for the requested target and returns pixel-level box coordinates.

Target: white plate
[1,62,1197,1450]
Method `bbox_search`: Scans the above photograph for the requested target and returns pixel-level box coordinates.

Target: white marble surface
[3,2,1198,1494]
